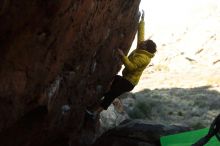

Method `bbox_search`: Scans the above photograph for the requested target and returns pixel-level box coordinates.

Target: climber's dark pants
[100,75,134,110]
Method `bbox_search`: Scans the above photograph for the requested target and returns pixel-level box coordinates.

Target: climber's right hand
[141,10,145,20]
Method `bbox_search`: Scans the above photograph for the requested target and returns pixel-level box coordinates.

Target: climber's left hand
[117,49,125,57]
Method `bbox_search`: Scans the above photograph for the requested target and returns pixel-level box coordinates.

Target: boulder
[0,0,140,145]
[93,119,191,146]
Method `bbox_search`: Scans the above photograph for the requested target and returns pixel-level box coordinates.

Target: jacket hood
[135,49,154,58]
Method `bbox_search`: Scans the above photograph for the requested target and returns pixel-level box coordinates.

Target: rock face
[0,0,140,145]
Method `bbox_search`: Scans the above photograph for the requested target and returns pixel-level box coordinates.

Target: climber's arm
[137,10,145,46]
[121,56,138,71]
[117,49,137,71]
[122,55,149,71]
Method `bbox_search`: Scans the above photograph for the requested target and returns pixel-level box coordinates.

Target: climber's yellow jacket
[121,49,154,85]
[121,15,155,85]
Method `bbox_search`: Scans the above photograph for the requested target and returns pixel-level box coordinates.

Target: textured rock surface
[93,119,191,146]
[0,0,140,145]
[99,98,129,136]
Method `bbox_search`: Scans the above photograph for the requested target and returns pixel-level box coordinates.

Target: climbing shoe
[85,109,98,121]
[84,109,100,132]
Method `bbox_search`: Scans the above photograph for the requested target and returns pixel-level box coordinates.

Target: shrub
[128,100,152,119]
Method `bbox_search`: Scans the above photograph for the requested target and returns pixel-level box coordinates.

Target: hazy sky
[137,0,220,47]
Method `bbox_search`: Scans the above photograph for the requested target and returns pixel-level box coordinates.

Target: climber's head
[138,39,157,54]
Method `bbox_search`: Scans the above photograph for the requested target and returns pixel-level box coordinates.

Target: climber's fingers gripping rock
[117,49,125,57]
[141,9,145,20]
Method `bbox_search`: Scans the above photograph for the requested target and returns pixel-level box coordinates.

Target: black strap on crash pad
[192,114,220,146]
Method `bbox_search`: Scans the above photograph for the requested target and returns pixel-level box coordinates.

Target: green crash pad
[160,128,219,146]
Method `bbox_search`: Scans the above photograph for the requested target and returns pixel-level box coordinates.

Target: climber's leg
[100,75,134,110]
[85,75,134,120]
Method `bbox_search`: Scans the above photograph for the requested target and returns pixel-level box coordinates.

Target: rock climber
[86,10,157,120]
